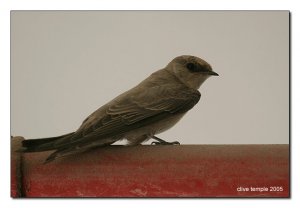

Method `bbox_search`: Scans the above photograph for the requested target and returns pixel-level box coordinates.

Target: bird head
[166,55,218,89]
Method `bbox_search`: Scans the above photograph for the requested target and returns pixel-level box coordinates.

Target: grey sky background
[11,11,289,144]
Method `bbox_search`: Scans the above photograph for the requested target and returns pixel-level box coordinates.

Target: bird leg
[151,136,180,145]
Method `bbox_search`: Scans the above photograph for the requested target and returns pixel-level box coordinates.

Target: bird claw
[151,141,180,145]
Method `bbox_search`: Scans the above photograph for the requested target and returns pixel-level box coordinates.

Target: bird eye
[186,63,197,72]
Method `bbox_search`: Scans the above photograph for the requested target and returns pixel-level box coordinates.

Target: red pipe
[11,137,289,197]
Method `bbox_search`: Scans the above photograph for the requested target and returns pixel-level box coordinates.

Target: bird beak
[208,71,219,76]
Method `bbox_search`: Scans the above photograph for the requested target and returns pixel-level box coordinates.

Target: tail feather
[44,146,84,164]
[19,133,119,163]
[20,132,75,152]
[43,137,119,163]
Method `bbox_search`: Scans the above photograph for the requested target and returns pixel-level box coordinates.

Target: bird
[19,55,218,163]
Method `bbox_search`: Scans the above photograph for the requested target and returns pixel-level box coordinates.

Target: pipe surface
[11,137,289,198]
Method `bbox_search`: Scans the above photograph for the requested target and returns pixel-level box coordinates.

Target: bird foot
[151,141,180,145]
[151,140,180,145]
[151,136,180,145]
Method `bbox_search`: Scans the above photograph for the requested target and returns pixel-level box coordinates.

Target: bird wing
[53,85,201,149]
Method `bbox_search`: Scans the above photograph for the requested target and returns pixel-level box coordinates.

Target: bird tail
[18,132,75,153]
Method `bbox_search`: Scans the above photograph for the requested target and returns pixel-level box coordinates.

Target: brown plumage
[20,55,218,163]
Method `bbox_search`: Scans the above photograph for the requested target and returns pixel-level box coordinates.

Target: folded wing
[55,85,200,149]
